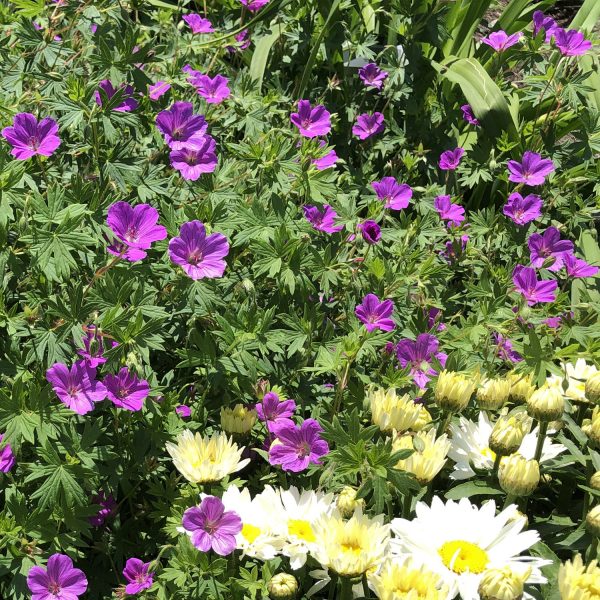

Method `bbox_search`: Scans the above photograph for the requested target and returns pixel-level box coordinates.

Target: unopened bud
[477,377,511,411]
[267,573,298,599]
[498,454,540,497]
[586,505,600,538]
[526,383,564,422]
[435,371,475,413]
[336,487,364,519]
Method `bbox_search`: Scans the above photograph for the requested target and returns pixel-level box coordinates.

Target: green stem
[502,494,517,510]
[586,537,598,564]
[533,421,549,463]
[402,492,412,519]
[339,576,353,600]
[436,410,451,438]
[492,453,502,477]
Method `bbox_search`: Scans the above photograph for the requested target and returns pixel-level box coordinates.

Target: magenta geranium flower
[481,30,523,51]
[169,220,229,280]
[528,226,574,272]
[106,201,167,262]
[123,558,154,595]
[182,496,242,555]
[192,74,231,104]
[493,333,522,363]
[290,100,332,138]
[183,14,214,33]
[0,433,15,472]
[2,113,61,160]
[170,136,218,180]
[313,148,338,170]
[507,151,555,186]
[434,195,465,227]
[352,112,384,140]
[77,325,118,368]
[156,101,208,149]
[303,204,343,233]
[95,80,138,112]
[564,254,599,279]
[46,361,107,415]
[239,0,270,11]
[355,294,395,332]
[104,367,149,412]
[358,220,381,244]
[89,491,117,527]
[554,28,592,56]
[533,11,557,42]
[358,63,388,90]
[396,333,447,388]
[512,265,558,306]
[176,404,192,418]
[441,234,469,262]
[148,80,170,101]
[438,147,464,171]
[269,418,329,472]
[27,554,88,600]
[256,391,296,434]
[503,192,543,226]
[460,104,479,126]
[371,177,412,210]
[427,307,446,332]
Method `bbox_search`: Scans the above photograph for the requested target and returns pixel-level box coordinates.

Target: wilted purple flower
[192,74,231,104]
[170,136,218,180]
[256,392,296,434]
[169,220,229,280]
[442,234,469,262]
[481,30,523,51]
[95,80,138,112]
[372,177,412,210]
[27,554,88,600]
[493,333,522,363]
[183,14,214,33]
[182,496,242,555]
[123,558,154,595]
[352,112,384,140]
[564,254,599,279]
[396,333,447,388]
[2,113,61,160]
[89,491,117,527]
[358,63,388,90]
[507,151,555,186]
[512,265,558,306]
[227,28,251,52]
[528,227,574,272]
[77,325,117,368]
[460,104,479,126]
[438,147,464,171]
[303,204,344,233]
[355,294,395,332]
[46,362,107,415]
[427,308,446,331]
[148,80,170,101]
[290,100,332,138]
[434,195,465,227]
[107,201,167,262]
[176,405,192,419]
[313,148,338,170]
[239,0,270,10]
[104,367,149,412]
[503,193,543,226]
[156,101,208,149]
[554,28,592,56]
[0,434,15,473]
[533,11,557,42]
[269,418,329,472]
[358,220,381,244]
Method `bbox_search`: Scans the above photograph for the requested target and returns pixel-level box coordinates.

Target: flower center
[135,573,147,583]
[204,519,220,535]
[242,523,261,543]
[187,250,203,265]
[301,119,311,129]
[438,540,489,574]
[288,519,316,543]
[118,386,129,398]
[28,136,40,150]
[184,151,199,165]
[341,539,363,555]
[48,580,61,595]
[297,441,311,458]
[125,226,139,243]
[481,447,496,461]
[68,385,80,398]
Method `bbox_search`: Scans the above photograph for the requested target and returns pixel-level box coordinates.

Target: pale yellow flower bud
[435,371,475,413]
[507,371,535,403]
[498,454,540,497]
[267,573,298,599]
[220,404,257,435]
[526,383,564,422]
[393,429,451,486]
[583,407,600,446]
[559,554,600,600]
[336,487,364,519]
[477,377,511,411]
[586,372,600,404]
[412,405,432,431]
[489,413,529,456]
[586,505,600,538]
[590,471,600,491]
[478,566,531,600]
[369,388,422,433]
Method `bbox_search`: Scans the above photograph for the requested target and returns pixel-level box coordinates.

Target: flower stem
[533,421,549,463]
[492,453,502,477]
[402,492,412,519]
[586,537,598,564]
[339,576,353,600]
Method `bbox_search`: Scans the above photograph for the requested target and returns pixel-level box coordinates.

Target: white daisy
[448,412,567,480]
[547,359,598,402]
[390,497,551,600]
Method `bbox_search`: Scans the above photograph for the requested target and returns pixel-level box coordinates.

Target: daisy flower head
[393,428,451,485]
[369,387,425,433]
[559,554,600,600]
[546,359,599,403]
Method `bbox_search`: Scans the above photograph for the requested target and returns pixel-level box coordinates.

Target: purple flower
[148,80,170,101]
[170,136,218,180]
[182,496,242,555]
[503,193,543,226]
[396,333,447,388]
[27,554,88,600]
[169,220,229,280]
[192,74,231,104]
[269,418,329,472]
[512,265,558,306]
[460,104,479,126]
[106,201,168,262]
[352,112,384,140]
[564,254,599,279]
[313,148,338,170]
[77,325,118,368]
[358,220,381,244]
[256,392,296,434]
[104,367,149,412]
[46,362,107,415]
[290,100,332,138]
[427,308,446,332]
[507,151,555,186]
[33,21,43,30]
[358,63,388,90]
[176,405,192,418]
[493,333,522,363]
[442,234,469,262]
[0,433,15,472]
[533,11,557,42]
[371,177,412,210]
[90,23,98,34]
[156,101,208,150]
[123,558,154,595]
[481,30,523,51]
[2,113,61,160]
[183,14,214,33]
[434,195,465,227]
[89,491,117,527]
[528,227,574,272]
[438,147,465,171]
[227,29,251,52]
[554,28,592,56]
[239,0,270,11]
[303,204,344,233]
[94,80,138,112]
[355,294,395,332]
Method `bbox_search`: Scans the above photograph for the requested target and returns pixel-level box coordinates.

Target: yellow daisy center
[481,447,496,461]
[242,523,261,543]
[341,540,363,555]
[438,540,489,574]
[288,519,316,543]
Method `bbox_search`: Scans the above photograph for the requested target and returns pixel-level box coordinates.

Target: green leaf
[570,0,600,31]
[445,480,504,499]
[249,24,287,90]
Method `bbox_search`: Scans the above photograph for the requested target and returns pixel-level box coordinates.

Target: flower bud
[336,487,364,519]
[590,471,600,491]
[586,505,600,538]
[586,372,600,404]
[478,566,531,600]
[435,371,475,413]
[220,404,257,435]
[477,377,511,411]
[267,573,298,599]
[489,414,529,456]
[507,372,535,403]
[369,388,422,433]
[526,383,564,422]
[498,454,540,497]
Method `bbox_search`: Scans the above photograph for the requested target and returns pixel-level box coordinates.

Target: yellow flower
[267,573,298,599]
[526,382,564,422]
[165,429,249,483]
[498,454,540,497]
[559,554,600,600]
[413,404,433,431]
[583,407,600,445]
[369,557,449,600]
[393,429,451,486]
[435,371,475,413]
[478,565,531,600]
[488,413,529,456]
[477,377,511,411]
[587,372,600,404]
[586,505,600,538]
[369,388,423,433]
[590,471,600,491]
[336,486,364,519]
[507,371,535,403]
[220,403,257,434]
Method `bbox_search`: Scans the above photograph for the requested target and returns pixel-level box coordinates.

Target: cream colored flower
[393,429,451,485]
[498,454,540,497]
[369,388,423,433]
[547,359,599,403]
[559,554,600,600]
[507,371,535,403]
[267,573,298,599]
[527,383,564,421]
[221,403,257,434]
[488,413,529,456]
[476,377,511,411]
[478,565,531,600]
[435,371,475,412]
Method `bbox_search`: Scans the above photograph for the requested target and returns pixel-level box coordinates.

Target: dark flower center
[187,250,203,265]
[184,151,199,165]
[27,136,40,150]
[68,385,80,398]
[297,441,311,458]
[48,580,61,595]
[118,386,130,398]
